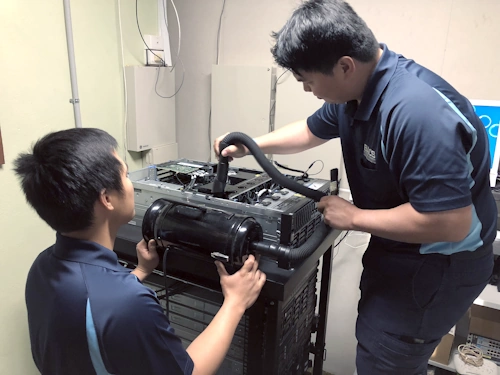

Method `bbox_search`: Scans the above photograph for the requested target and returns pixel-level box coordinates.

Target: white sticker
[177,162,202,168]
[307,182,323,190]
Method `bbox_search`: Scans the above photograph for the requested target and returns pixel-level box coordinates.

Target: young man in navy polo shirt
[214,0,496,373]
[15,128,266,375]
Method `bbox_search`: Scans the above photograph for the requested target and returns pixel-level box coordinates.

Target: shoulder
[381,73,459,136]
[85,269,161,318]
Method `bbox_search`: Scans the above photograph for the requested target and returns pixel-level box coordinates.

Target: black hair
[271,0,379,74]
[13,128,124,233]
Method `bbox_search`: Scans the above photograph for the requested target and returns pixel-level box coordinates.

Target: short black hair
[14,128,124,233]
[271,0,379,74]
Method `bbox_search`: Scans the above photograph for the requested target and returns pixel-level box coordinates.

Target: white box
[144,143,178,165]
[125,66,176,152]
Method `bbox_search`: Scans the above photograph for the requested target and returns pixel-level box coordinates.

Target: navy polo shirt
[308,44,497,254]
[26,233,194,375]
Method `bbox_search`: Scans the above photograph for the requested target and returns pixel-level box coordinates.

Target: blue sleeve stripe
[433,88,477,189]
[433,88,478,153]
[86,299,113,375]
[420,204,483,254]
[421,89,482,253]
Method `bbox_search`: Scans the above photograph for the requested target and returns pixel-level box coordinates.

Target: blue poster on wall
[472,100,500,187]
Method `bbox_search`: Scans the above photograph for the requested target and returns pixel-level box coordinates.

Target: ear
[97,189,115,211]
[337,56,356,77]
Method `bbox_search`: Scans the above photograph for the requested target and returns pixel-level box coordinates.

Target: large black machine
[114,132,339,375]
[125,132,337,271]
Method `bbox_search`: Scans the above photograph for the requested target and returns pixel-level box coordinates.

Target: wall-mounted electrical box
[125,66,176,152]
[144,142,178,166]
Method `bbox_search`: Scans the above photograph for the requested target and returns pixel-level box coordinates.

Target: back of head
[271,0,379,74]
[14,128,123,233]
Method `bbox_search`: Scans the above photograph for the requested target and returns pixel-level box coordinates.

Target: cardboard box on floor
[430,304,500,366]
[431,326,457,366]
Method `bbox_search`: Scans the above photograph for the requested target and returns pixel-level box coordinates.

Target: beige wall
[171,0,500,167]
[170,1,500,374]
[1,0,499,374]
[0,1,156,373]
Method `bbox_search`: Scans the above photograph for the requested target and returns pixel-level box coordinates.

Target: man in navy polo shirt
[214,0,496,373]
[14,128,266,375]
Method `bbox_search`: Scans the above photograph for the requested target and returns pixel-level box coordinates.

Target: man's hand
[215,255,266,313]
[213,132,248,161]
[131,239,159,282]
[317,195,360,230]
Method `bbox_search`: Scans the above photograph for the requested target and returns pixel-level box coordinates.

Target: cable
[333,230,349,249]
[305,160,324,176]
[273,159,324,179]
[117,0,128,164]
[269,69,290,117]
[274,160,305,175]
[162,0,181,71]
[458,344,484,367]
[208,0,227,162]
[154,58,185,98]
[136,0,165,66]
[208,109,213,163]
[216,0,227,65]
[162,247,170,318]
[155,0,184,99]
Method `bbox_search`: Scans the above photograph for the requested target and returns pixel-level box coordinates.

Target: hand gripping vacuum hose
[213,132,332,269]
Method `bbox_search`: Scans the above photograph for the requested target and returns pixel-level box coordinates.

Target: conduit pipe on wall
[63,0,82,128]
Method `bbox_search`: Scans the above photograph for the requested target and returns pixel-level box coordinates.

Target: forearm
[186,301,245,375]
[253,120,327,155]
[351,203,472,243]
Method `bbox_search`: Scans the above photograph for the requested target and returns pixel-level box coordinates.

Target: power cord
[154,59,185,99]
[216,0,227,65]
[162,246,171,319]
[274,160,324,180]
[269,69,290,117]
[458,344,484,367]
[162,0,181,71]
[208,0,228,162]
[333,230,349,249]
[135,0,165,66]
[155,0,185,98]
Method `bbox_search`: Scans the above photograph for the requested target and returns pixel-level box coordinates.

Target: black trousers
[355,245,494,375]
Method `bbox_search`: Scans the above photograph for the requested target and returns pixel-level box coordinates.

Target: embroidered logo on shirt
[363,144,376,164]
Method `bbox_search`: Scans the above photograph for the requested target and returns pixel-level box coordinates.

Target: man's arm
[318,196,472,243]
[213,120,328,160]
[186,255,266,375]
[130,242,265,375]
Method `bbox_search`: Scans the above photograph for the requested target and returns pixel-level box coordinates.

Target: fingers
[258,271,267,288]
[220,145,236,157]
[317,202,325,213]
[241,254,256,273]
[215,261,229,277]
[147,239,157,252]
[251,255,259,273]
[317,196,331,213]
[213,132,229,157]
[136,239,147,251]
